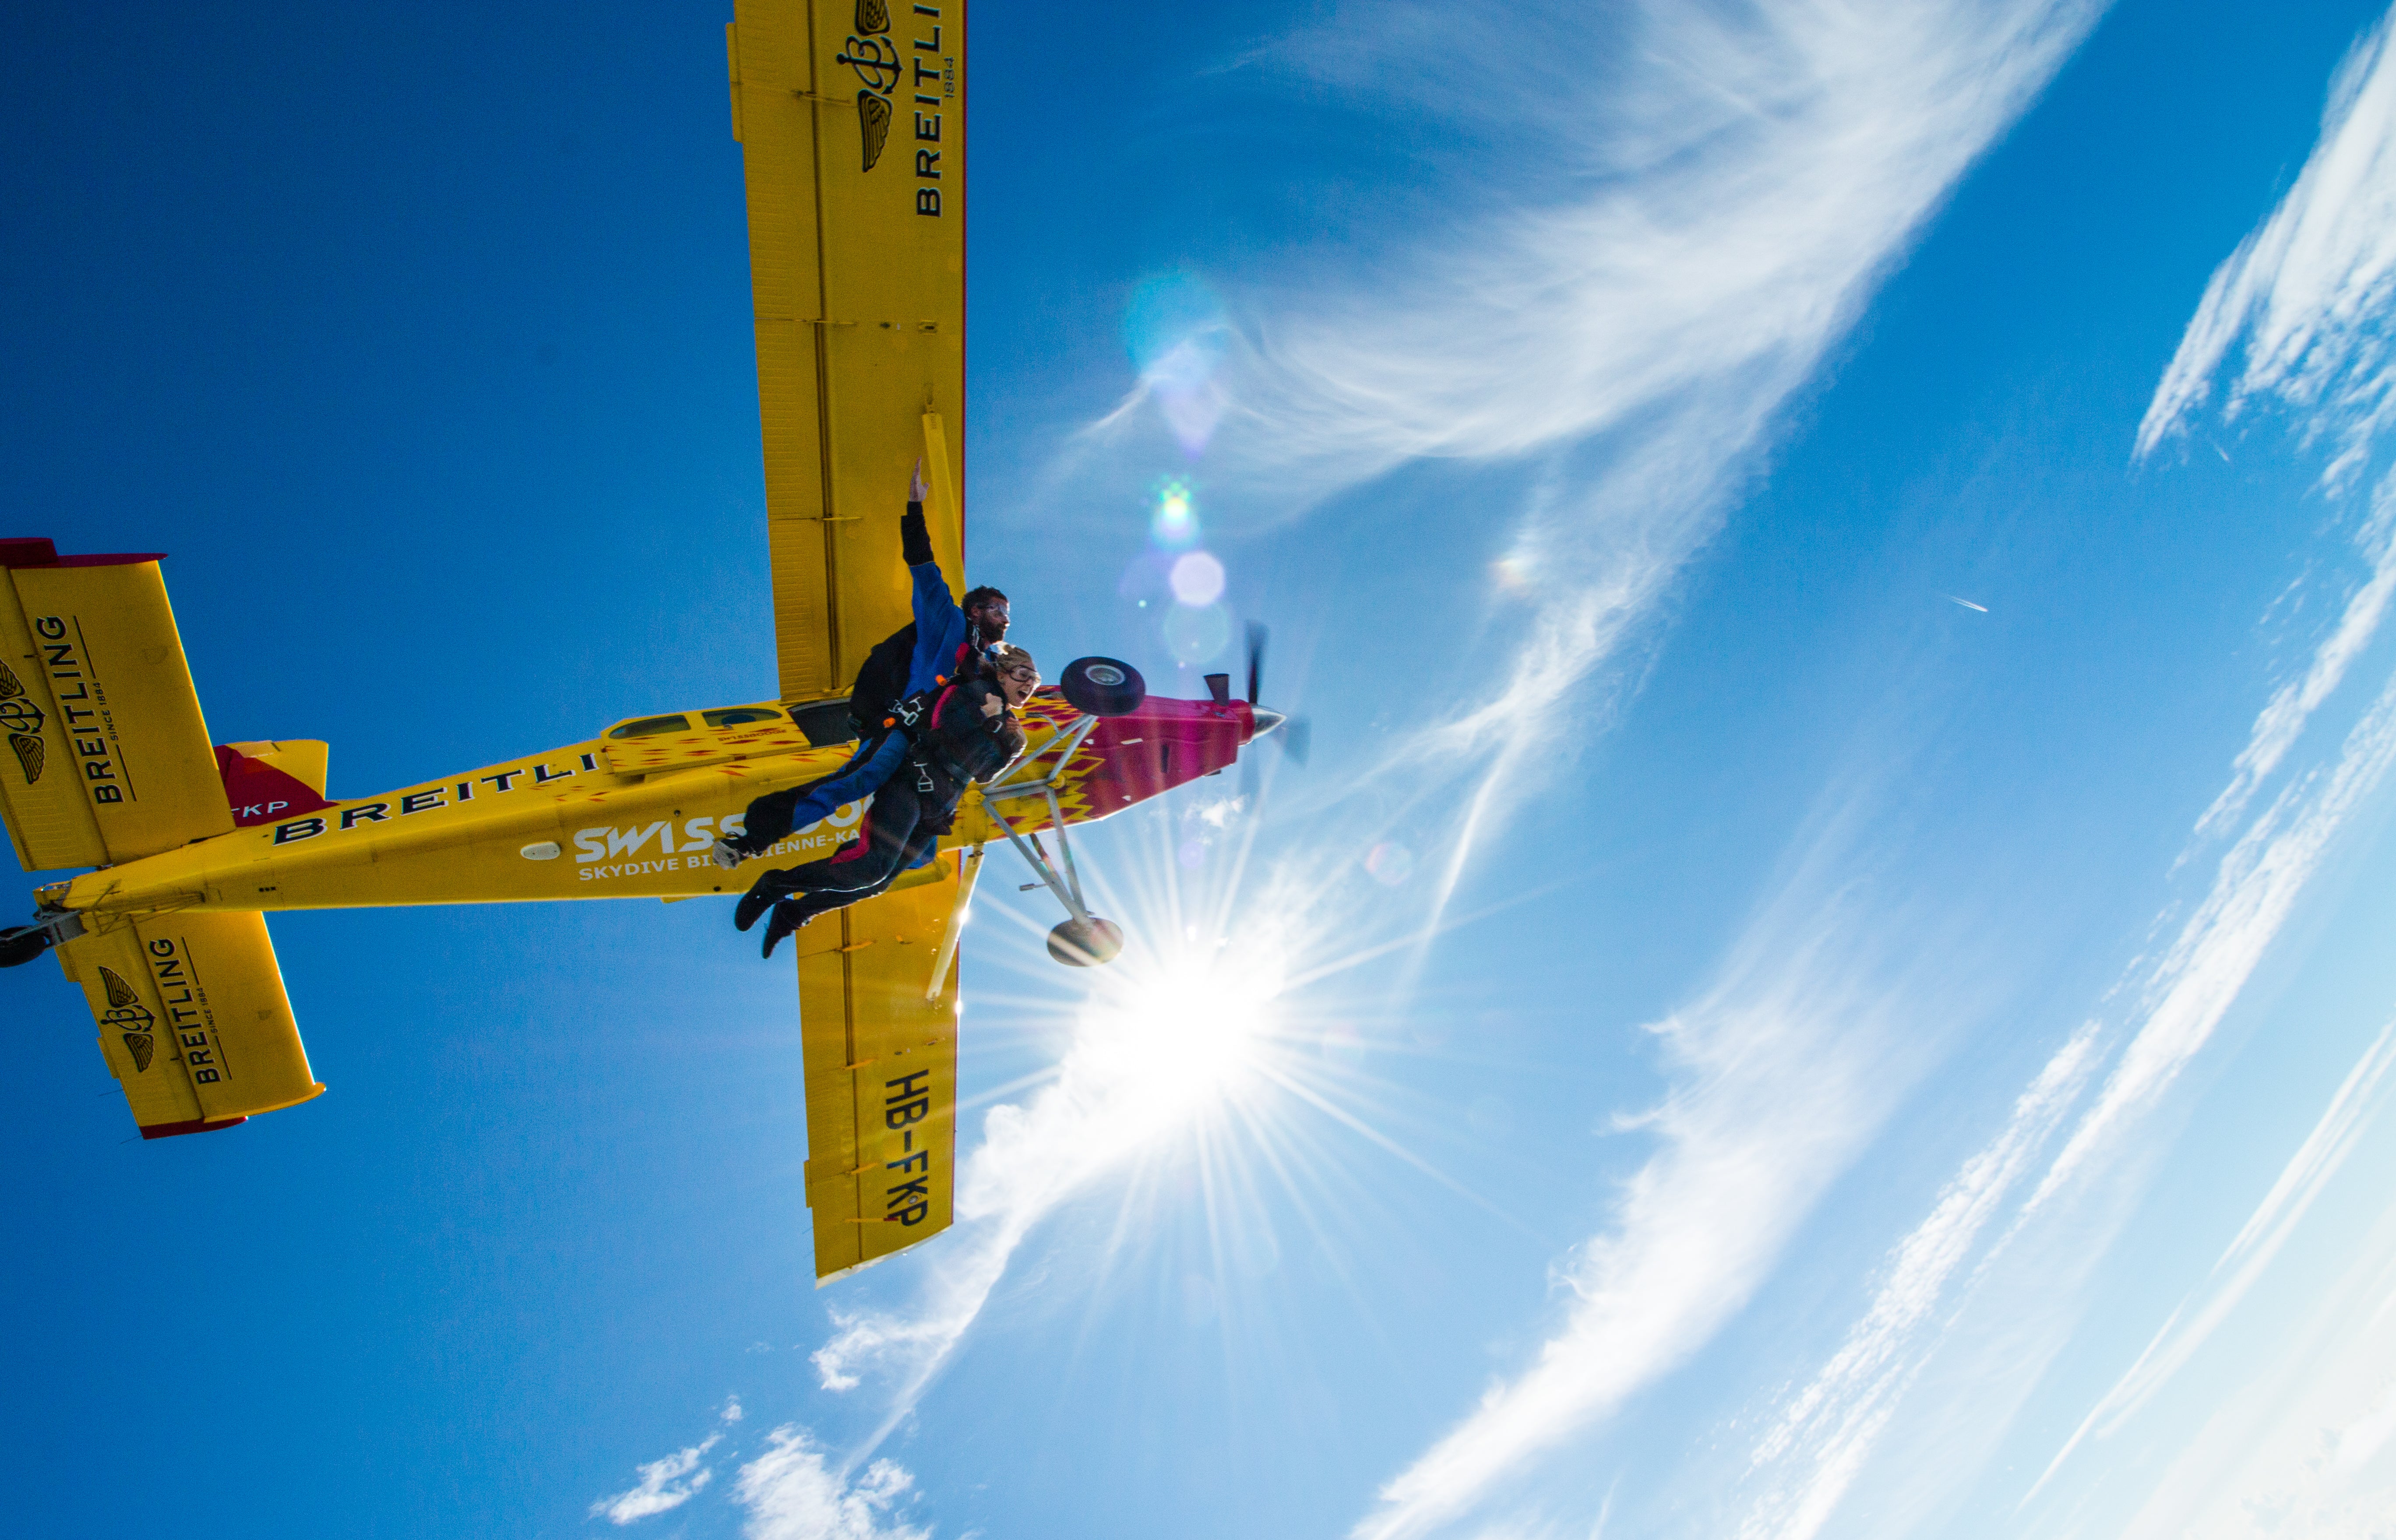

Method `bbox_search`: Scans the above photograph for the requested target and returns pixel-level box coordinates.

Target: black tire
[0,926,47,970]
[1046,917,1125,967]
[1059,657,1146,717]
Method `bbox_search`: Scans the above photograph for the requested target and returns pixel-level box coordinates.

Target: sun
[1073,937,1285,1124]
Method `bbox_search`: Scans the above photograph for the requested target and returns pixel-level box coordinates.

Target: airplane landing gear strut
[982,714,1124,968]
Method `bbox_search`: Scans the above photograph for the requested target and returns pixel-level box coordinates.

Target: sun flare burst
[1074,936,1286,1120]
[819,798,1506,1430]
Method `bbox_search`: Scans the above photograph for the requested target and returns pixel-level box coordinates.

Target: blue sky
[9,1,2396,1536]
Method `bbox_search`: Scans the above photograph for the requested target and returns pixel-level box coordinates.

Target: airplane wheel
[1060,657,1146,717]
[0,926,47,969]
[1046,917,1124,967]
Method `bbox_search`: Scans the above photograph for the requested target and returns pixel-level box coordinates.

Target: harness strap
[887,688,935,731]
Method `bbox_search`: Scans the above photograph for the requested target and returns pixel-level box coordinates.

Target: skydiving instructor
[711,458,1035,957]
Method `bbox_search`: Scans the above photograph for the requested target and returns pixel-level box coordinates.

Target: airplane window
[702,707,785,729]
[607,714,693,739]
[789,700,860,747]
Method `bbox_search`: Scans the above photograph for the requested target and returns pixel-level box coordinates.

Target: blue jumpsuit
[729,501,981,860]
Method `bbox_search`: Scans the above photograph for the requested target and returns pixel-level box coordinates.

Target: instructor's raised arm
[900,456,936,569]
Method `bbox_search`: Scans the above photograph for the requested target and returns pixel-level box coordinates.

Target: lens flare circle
[1169,551,1226,606]
[1162,601,1232,665]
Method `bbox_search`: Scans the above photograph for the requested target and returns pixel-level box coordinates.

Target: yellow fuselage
[39,698,1066,923]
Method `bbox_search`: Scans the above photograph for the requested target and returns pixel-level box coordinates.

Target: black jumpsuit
[741,674,1024,949]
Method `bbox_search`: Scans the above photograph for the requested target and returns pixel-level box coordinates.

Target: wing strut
[921,412,960,551]
[922,843,984,1002]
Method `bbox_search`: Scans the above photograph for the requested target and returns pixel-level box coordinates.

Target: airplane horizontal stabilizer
[0,540,234,871]
[56,910,324,1139]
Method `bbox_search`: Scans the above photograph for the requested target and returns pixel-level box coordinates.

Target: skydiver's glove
[900,500,935,567]
[710,836,749,871]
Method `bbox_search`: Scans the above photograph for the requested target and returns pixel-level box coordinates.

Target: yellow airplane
[0,0,1286,1285]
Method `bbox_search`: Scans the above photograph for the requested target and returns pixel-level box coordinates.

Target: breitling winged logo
[100,966,137,1007]
[98,966,157,1072]
[0,659,43,784]
[837,0,902,170]
[853,0,895,174]
[859,91,893,173]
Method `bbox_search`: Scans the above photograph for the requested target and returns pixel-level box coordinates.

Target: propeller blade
[1240,623,1301,800]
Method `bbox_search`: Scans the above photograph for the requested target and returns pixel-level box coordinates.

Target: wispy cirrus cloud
[2033,1016,2396,1496]
[1734,1023,2104,1540]
[2036,0,2396,1217]
[1213,0,2097,485]
[1734,640,2396,1539]
[2026,650,2396,1214]
[1096,0,2109,874]
[2106,1196,2396,1540]
[1355,855,1960,1540]
[2137,8,2396,487]
[1268,0,2122,1531]
[2135,7,2396,835]
[1730,14,2396,1532]
[2187,479,2396,839]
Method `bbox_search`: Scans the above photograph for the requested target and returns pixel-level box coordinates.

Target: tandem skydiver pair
[712,458,1037,958]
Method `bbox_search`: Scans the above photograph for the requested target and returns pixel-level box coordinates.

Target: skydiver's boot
[760,901,816,960]
[734,879,786,932]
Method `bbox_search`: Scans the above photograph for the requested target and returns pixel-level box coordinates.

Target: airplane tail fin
[0,538,236,873]
[216,740,334,828]
[56,910,323,1139]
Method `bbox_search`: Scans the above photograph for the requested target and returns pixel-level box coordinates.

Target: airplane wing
[727,0,967,704]
[729,0,970,1279]
[789,853,966,1283]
